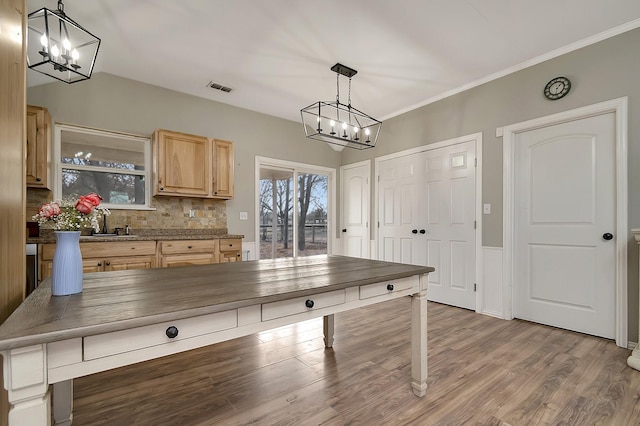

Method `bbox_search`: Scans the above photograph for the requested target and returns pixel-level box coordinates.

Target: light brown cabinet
[26,105,51,188]
[218,238,242,263]
[159,240,218,268]
[40,241,157,282]
[152,129,234,199]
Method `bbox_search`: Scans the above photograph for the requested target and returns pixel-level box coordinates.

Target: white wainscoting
[241,241,257,261]
[481,246,504,318]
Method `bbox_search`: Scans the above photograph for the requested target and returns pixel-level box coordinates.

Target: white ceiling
[27,0,640,123]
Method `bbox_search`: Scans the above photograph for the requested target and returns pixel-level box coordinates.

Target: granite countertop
[27,229,244,244]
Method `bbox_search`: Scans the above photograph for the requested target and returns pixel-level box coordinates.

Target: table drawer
[262,290,345,321]
[160,240,217,255]
[359,277,415,299]
[83,309,237,360]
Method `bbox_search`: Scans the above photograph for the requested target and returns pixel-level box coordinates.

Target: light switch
[240,212,248,220]
[483,204,491,214]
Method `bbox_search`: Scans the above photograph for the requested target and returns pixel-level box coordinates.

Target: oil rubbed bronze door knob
[602,233,614,240]
[387,284,394,291]
[305,299,315,308]
[166,326,179,339]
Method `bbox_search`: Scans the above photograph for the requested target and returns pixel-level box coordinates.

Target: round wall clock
[544,76,571,100]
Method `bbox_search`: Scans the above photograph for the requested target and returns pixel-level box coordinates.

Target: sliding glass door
[257,159,333,260]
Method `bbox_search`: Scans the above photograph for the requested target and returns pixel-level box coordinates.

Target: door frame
[255,156,337,259]
[502,97,628,347]
[340,159,371,258]
[374,132,483,312]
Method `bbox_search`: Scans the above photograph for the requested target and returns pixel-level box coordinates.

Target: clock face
[544,77,571,100]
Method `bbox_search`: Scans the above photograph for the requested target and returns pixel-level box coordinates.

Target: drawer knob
[188,245,193,249]
[305,299,314,309]
[166,326,179,339]
[387,284,394,292]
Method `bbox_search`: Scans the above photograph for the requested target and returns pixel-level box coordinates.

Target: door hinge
[474,220,476,229]
[475,158,477,167]
[474,283,477,292]
[377,221,380,228]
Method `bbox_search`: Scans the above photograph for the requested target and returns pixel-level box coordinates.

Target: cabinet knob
[166,326,179,339]
[387,284,394,292]
[105,261,111,266]
[305,299,315,309]
[188,245,193,249]
[160,187,164,191]
[36,177,41,182]
[214,191,218,195]
[97,262,102,266]
[412,229,418,234]
[419,229,426,234]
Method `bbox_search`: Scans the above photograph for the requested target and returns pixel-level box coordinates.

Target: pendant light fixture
[301,63,382,151]
[27,0,100,84]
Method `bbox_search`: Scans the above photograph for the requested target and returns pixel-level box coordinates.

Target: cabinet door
[104,256,157,271]
[212,139,234,198]
[153,130,210,197]
[161,253,217,268]
[26,105,50,188]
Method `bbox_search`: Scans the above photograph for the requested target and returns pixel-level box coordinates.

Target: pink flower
[75,193,102,214]
[75,198,96,214]
[38,202,61,218]
[82,193,103,207]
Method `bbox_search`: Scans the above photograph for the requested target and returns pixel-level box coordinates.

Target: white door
[514,112,616,339]
[341,161,370,258]
[378,154,424,264]
[422,141,476,310]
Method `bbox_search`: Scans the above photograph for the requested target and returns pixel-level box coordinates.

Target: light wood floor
[71,298,640,425]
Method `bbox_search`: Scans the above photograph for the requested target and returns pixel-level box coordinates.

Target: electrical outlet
[483,204,491,214]
[189,209,196,218]
[240,212,248,220]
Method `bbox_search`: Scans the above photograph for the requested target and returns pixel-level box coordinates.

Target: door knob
[602,233,614,240]
[412,229,418,234]
[342,229,347,233]
[419,229,426,234]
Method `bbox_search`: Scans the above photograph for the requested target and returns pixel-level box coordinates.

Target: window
[54,124,152,209]
[256,157,335,259]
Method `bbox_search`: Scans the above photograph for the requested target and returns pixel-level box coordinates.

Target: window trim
[255,156,336,259]
[53,123,154,210]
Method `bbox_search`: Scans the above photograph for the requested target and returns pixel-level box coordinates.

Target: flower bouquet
[33,193,110,296]
[32,193,110,232]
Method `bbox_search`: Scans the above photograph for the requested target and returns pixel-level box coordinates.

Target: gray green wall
[28,27,639,341]
[342,28,640,341]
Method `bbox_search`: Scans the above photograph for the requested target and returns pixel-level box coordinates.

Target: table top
[0,255,433,351]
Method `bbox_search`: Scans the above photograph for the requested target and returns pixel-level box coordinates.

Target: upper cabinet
[152,129,234,199]
[26,105,51,189]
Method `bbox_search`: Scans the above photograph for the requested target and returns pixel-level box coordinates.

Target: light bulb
[50,44,60,57]
[63,38,71,51]
[342,122,347,129]
[353,127,359,133]
[329,120,335,127]
[71,48,79,61]
[40,34,48,47]
[365,128,371,136]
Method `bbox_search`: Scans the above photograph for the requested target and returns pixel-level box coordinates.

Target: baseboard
[629,341,638,351]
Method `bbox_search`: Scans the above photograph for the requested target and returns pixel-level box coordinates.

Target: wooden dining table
[0,255,433,425]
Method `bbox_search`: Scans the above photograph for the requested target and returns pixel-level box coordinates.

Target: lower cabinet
[40,241,158,282]
[39,238,243,283]
[159,240,218,268]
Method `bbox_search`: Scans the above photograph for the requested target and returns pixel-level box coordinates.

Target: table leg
[411,284,428,397]
[53,380,73,426]
[2,345,51,425]
[323,314,334,348]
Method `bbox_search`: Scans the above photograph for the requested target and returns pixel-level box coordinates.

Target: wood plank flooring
[71,298,640,425]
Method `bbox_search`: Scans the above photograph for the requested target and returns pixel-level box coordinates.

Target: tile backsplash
[27,189,228,232]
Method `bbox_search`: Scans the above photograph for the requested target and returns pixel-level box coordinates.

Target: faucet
[102,214,108,234]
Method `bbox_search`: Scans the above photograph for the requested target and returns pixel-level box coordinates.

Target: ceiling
[27,1,640,124]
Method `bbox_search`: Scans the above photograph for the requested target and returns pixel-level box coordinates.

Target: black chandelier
[301,63,382,150]
[27,0,100,84]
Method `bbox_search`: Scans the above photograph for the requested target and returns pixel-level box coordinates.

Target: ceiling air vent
[207,81,232,93]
